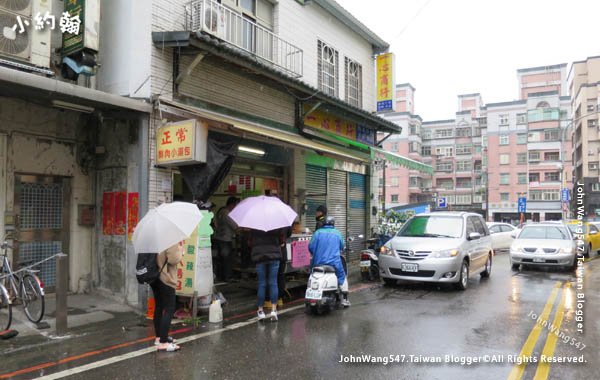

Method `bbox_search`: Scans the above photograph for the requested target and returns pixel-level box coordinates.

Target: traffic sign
[518,197,527,213]
[561,188,570,202]
[437,197,447,208]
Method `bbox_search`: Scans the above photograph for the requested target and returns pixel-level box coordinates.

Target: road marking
[35,304,305,380]
[532,282,569,380]
[507,281,562,380]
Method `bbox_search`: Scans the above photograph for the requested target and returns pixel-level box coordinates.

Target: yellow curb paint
[532,283,569,380]
[507,281,562,380]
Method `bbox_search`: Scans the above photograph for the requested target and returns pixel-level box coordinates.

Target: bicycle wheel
[0,286,11,331]
[22,274,44,323]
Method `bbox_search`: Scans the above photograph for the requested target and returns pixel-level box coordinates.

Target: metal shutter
[305,164,327,233]
[347,173,366,261]
[327,170,347,245]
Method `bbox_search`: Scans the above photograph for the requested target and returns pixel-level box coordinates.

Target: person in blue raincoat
[308,216,350,307]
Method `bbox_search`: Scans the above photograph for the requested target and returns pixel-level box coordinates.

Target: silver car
[379,212,493,290]
[509,223,577,271]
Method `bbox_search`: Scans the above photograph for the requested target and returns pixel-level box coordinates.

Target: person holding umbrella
[228,195,298,321]
[132,201,203,352]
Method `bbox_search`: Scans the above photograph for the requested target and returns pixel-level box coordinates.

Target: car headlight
[511,246,524,253]
[431,249,459,258]
[380,246,395,256]
[558,247,573,254]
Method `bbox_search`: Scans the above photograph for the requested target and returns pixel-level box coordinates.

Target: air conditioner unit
[202,3,225,39]
[0,0,51,68]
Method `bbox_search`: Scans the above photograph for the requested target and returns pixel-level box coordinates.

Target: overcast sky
[337,0,600,121]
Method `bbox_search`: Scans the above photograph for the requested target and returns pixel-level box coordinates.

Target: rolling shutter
[347,172,366,261]
[305,164,326,233]
[327,170,347,245]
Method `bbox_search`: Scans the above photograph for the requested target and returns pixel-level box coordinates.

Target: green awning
[371,147,433,175]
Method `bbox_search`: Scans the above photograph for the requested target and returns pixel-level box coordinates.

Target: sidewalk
[0,264,365,378]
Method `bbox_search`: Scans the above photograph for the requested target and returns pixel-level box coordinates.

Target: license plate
[401,263,419,272]
[305,289,322,300]
[533,258,545,263]
[360,260,371,268]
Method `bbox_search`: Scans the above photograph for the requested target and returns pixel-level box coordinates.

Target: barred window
[344,57,362,107]
[318,40,338,97]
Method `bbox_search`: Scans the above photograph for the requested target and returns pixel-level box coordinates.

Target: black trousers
[150,280,175,343]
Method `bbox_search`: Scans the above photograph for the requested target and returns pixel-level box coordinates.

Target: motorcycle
[360,233,393,282]
[305,235,358,315]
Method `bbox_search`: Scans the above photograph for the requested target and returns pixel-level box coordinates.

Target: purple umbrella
[228,195,297,232]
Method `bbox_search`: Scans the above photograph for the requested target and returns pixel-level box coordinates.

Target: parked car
[565,221,600,257]
[487,222,518,251]
[379,212,493,290]
[509,223,577,271]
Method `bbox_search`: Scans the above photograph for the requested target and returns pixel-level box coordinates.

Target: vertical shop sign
[62,0,85,56]
[176,211,214,296]
[376,53,395,112]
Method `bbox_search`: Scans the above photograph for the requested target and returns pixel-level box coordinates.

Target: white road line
[36,304,305,380]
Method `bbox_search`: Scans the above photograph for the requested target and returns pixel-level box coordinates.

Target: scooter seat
[314,265,336,273]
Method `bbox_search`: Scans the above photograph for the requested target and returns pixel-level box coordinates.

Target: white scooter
[305,261,344,315]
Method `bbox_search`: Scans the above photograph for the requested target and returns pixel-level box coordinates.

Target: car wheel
[454,260,469,290]
[511,263,520,271]
[382,277,396,286]
[481,254,492,278]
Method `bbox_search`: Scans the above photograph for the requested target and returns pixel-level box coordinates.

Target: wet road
[36,254,600,379]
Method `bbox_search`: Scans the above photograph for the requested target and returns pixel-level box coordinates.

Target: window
[588,119,598,128]
[545,172,560,182]
[500,193,509,201]
[318,40,338,97]
[456,179,472,188]
[528,132,541,142]
[456,128,471,137]
[344,57,362,107]
[592,183,600,192]
[422,131,432,140]
[470,216,487,235]
[473,195,482,203]
[517,134,527,144]
[530,190,543,201]
[456,161,472,171]
[529,173,540,183]
[587,104,596,112]
[589,162,599,171]
[456,144,472,155]
[530,190,561,201]
[435,129,453,138]
[409,141,421,153]
[517,113,527,124]
[500,154,510,165]
[437,179,454,189]
[456,195,472,205]
[518,173,527,184]
[435,147,454,157]
[517,153,527,164]
[390,194,398,203]
[499,114,509,125]
[544,129,559,141]
[422,146,431,156]
[378,178,383,186]
[435,162,453,172]
[391,177,399,186]
[391,143,398,152]
[500,135,509,145]
[529,151,541,162]
[544,152,559,161]
[409,177,420,187]
[500,173,510,185]
[410,124,419,135]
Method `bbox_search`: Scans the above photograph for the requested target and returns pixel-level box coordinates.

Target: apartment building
[487,64,572,223]
[568,56,600,219]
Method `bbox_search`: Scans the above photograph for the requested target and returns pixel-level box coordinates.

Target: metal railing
[185,0,303,78]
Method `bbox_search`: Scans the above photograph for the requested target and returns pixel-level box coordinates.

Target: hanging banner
[376,53,395,112]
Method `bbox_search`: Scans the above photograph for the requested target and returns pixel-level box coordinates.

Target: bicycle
[1,240,45,324]
[0,281,11,331]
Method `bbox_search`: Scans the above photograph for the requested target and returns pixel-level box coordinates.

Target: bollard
[55,253,68,336]
[192,291,198,328]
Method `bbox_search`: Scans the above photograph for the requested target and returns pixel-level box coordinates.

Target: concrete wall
[0,98,94,292]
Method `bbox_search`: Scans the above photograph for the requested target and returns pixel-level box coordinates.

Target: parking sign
[438,197,447,208]
[518,197,527,213]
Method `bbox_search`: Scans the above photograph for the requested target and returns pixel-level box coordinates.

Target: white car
[509,223,577,271]
[487,222,518,251]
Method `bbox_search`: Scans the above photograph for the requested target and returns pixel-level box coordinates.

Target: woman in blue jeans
[249,228,283,321]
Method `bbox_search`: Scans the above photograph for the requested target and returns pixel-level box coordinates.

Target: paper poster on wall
[291,239,311,268]
[114,192,127,235]
[127,193,139,241]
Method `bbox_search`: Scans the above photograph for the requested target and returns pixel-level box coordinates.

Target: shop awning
[158,98,369,164]
[371,147,433,175]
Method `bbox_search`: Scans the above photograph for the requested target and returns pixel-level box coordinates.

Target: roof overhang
[152,31,401,135]
[0,65,151,114]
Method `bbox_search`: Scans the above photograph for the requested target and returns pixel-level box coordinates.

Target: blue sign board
[561,188,570,202]
[437,197,447,208]
[518,197,527,213]
[377,100,393,112]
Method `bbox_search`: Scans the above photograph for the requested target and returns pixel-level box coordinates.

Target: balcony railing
[185,0,303,77]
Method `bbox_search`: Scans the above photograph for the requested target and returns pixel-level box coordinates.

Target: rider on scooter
[308,216,350,307]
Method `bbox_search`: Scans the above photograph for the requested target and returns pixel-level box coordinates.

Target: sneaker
[270,310,278,321]
[257,310,266,320]
[263,300,272,309]
[277,298,284,307]
[341,299,351,308]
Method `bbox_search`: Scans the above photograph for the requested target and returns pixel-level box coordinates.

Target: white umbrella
[132,202,203,254]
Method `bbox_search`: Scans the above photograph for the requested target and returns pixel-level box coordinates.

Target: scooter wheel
[361,271,370,282]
